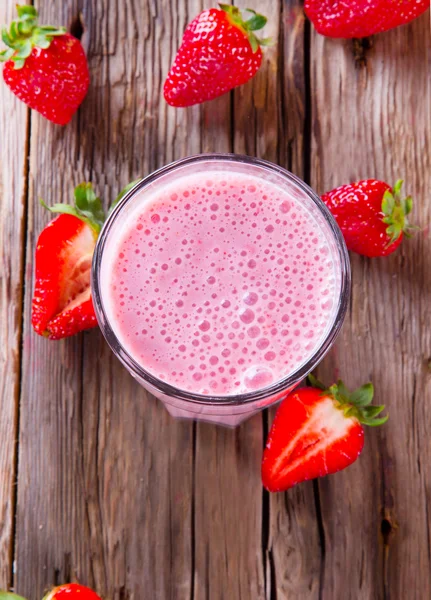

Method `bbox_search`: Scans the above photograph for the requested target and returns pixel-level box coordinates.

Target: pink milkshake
[93,155,350,426]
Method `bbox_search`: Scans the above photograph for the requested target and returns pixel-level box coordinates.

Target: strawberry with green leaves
[1,5,89,125]
[164,4,270,107]
[262,375,388,492]
[32,180,139,340]
[322,179,415,258]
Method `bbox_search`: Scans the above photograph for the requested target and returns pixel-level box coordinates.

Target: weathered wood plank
[264,4,323,598]
[0,1,30,590]
[191,0,266,596]
[15,0,97,595]
[15,1,199,598]
[311,12,431,599]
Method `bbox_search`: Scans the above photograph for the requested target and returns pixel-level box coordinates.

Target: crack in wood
[352,37,374,68]
[261,411,270,597]
[190,422,196,600]
[303,16,312,186]
[70,12,85,41]
[10,106,32,593]
[313,481,326,600]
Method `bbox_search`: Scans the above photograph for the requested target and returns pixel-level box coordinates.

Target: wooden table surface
[1,1,430,599]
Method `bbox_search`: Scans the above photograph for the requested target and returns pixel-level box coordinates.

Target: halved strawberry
[43,583,102,600]
[262,376,388,492]
[31,180,139,340]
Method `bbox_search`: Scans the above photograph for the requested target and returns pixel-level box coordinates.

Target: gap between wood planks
[10,105,31,593]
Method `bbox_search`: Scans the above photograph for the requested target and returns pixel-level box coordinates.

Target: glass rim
[92,153,351,406]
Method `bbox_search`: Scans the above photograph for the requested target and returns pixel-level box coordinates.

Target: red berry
[164,5,269,107]
[262,376,387,492]
[31,181,139,340]
[322,179,414,257]
[32,212,98,340]
[305,0,430,39]
[1,6,89,125]
[31,183,104,340]
[43,583,102,600]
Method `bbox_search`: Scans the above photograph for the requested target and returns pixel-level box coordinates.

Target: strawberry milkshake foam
[99,163,342,397]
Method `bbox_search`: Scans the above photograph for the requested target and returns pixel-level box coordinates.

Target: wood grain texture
[15,1,197,598]
[4,0,431,599]
[311,11,431,600]
[231,1,323,598]
[0,1,29,590]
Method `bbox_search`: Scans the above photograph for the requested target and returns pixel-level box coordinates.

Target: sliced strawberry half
[31,180,140,340]
[32,214,97,339]
[262,376,388,492]
[31,183,103,339]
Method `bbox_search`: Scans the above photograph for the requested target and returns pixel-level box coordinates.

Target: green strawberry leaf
[0,592,28,600]
[381,180,417,246]
[74,183,106,230]
[14,39,32,59]
[382,191,395,216]
[16,5,37,19]
[362,415,389,427]
[350,383,374,406]
[1,27,14,48]
[336,380,350,400]
[0,48,14,61]
[244,11,267,32]
[219,3,269,53]
[307,373,326,390]
[41,183,105,234]
[0,5,66,70]
[361,405,385,418]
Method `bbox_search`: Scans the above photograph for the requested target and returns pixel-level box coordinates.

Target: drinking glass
[92,154,351,427]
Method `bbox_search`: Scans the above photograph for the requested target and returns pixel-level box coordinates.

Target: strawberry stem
[41,183,105,234]
[381,180,416,245]
[219,4,271,53]
[0,5,66,69]
[40,180,141,234]
[307,375,388,427]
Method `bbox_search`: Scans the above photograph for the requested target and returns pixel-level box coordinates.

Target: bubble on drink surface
[280,201,291,214]
[257,338,270,350]
[244,366,274,390]
[239,308,255,324]
[243,291,258,306]
[247,326,260,339]
[198,320,210,332]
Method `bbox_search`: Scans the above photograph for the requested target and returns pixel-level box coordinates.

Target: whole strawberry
[32,180,139,340]
[0,5,89,124]
[43,583,102,600]
[322,179,414,257]
[164,4,270,107]
[305,0,430,39]
[262,375,388,492]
